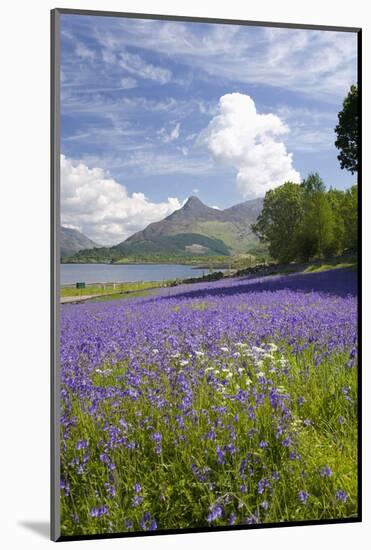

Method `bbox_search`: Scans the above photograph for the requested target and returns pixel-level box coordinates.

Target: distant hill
[60,226,100,257]
[119,195,263,255]
[67,195,264,262]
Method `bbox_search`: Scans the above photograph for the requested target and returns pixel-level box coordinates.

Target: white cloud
[119,50,171,84]
[178,146,188,157]
[95,20,356,102]
[203,93,300,198]
[74,150,213,179]
[158,122,181,143]
[275,104,337,152]
[120,77,137,89]
[185,133,198,142]
[60,155,182,245]
[75,42,96,61]
[170,122,180,141]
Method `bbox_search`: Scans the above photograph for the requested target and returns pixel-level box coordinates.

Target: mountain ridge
[61,226,100,257]
[119,195,263,255]
[66,195,264,261]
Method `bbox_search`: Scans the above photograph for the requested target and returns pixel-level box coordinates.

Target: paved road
[60,294,106,304]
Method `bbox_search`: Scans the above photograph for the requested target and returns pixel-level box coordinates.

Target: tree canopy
[251,182,304,263]
[252,176,357,263]
[334,84,358,174]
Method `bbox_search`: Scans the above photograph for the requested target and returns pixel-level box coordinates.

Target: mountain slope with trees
[65,196,265,262]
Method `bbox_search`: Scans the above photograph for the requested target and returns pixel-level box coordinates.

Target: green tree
[251,182,304,263]
[311,192,336,257]
[298,175,338,259]
[342,185,358,251]
[301,172,326,194]
[335,85,358,174]
[327,187,346,253]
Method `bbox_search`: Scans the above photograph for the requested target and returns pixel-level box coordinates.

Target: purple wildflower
[124,519,133,529]
[90,505,109,518]
[207,503,224,523]
[151,431,162,443]
[60,478,70,497]
[216,444,226,465]
[139,512,157,531]
[76,439,89,450]
[244,513,259,524]
[320,465,333,477]
[257,478,269,495]
[336,489,348,503]
[132,495,143,508]
[298,490,309,504]
[228,513,237,525]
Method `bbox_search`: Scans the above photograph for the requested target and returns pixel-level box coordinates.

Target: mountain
[118,195,263,255]
[68,195,264,262]
[60,226,100,257]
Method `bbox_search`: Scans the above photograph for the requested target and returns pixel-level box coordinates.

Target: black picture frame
[51,8,362,542]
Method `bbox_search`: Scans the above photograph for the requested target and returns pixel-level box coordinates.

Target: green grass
[60,280,168,298]
[91,289,157,302]
[304,262,356,274]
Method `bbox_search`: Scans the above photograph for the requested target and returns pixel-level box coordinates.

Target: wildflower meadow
[60,268,358,536]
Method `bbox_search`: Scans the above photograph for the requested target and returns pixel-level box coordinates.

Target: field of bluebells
[60,268,358,536]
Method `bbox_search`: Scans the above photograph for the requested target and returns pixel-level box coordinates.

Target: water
[60,263,223,285]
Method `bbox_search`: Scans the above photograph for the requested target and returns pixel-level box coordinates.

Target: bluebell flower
[298,490,309,504]
[90,505,109,518]
[320,465,333,477]
[336,489,348,503]
[207,503,224,523]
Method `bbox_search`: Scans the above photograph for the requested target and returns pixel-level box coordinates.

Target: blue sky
[60,14,357,245]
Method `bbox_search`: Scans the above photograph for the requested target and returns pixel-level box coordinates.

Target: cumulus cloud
[203,93,300,197]
[60,155,182,245]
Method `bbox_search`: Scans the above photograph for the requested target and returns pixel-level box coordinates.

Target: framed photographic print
[51,8,361,542]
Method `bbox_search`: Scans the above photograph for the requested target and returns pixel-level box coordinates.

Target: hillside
[124,196,262,254]
[60,226,100,257]
[66,196,264,262]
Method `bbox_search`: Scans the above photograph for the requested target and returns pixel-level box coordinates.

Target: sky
[60,14,358,245]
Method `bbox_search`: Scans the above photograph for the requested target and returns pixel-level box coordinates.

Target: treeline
[252,173,357,263]
[62,250,231,266]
